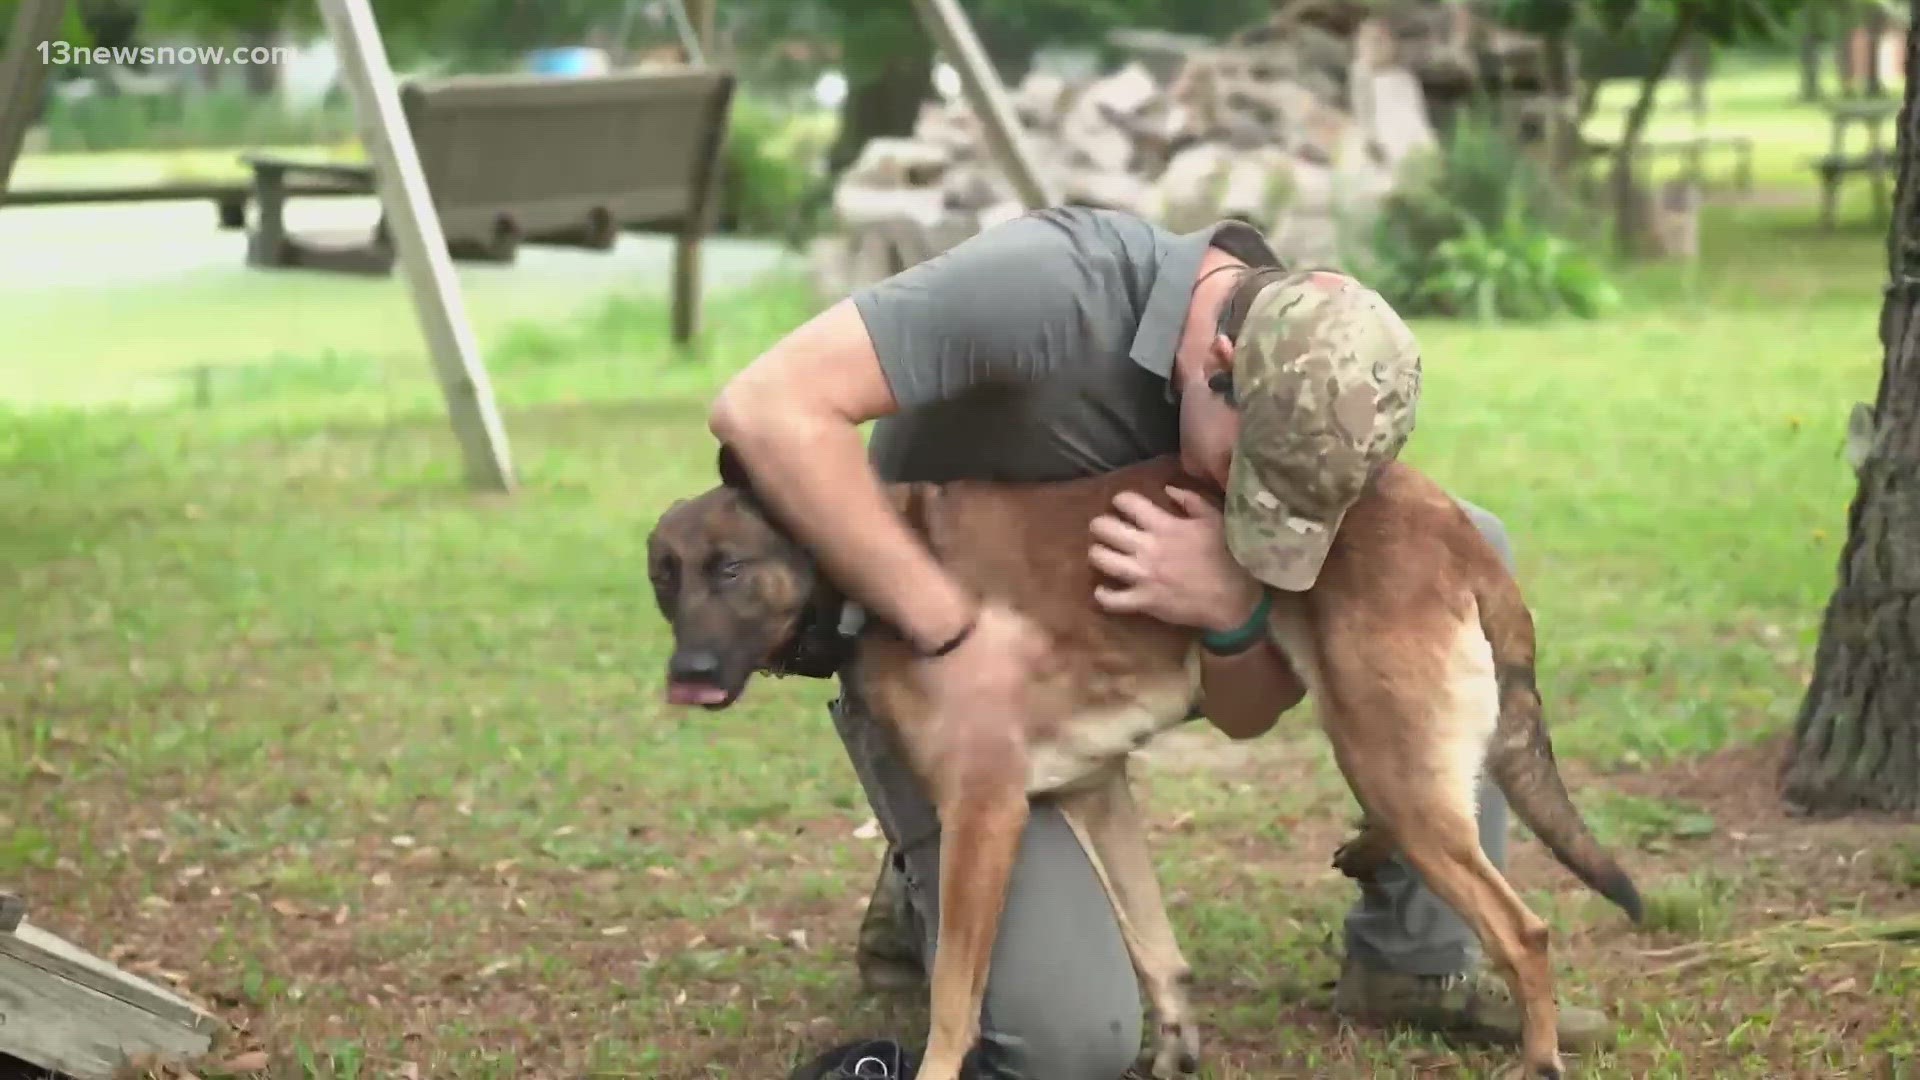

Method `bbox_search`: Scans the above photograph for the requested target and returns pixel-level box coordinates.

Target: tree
[1798,3,1825,102]
[1863,0,1892,97]
[1783,0,1920,816]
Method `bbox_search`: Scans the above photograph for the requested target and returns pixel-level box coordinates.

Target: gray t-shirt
[851,207,1281,485]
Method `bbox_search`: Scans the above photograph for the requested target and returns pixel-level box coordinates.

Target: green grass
[5,57,1918,1080]
[0,266,780,406]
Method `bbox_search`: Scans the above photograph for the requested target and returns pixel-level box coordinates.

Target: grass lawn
[5,61,1919,1080]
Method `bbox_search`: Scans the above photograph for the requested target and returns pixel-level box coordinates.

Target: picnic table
[241,154,385,270]
[1,175,363,228]
[1580,132,1755,195]
[1811,98,1900,230]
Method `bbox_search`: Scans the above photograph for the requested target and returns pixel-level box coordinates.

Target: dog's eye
[715,559,745,583]
[650,555,679,586]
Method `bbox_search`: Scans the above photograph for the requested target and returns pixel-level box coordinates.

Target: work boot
[855,849,924,994]
[788,1038,919,1080]
[1331,955,1615,1052]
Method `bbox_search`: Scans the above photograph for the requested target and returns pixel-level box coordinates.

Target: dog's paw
[1137,1013,1201,1078]
[1331,825,1391,881]
[1494,1061,1565,1080]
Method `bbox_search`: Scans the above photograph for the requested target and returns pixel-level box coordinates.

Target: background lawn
[4,58,1918,1080]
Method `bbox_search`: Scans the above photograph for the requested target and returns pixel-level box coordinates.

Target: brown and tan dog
[647,445,1642,1080]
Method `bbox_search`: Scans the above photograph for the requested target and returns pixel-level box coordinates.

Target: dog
[647,445,1643,1080]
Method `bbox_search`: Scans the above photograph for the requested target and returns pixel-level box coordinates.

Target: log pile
[811,0,1557,298]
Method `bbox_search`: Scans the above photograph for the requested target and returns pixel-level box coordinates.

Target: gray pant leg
[1342,499,1515,977]
[915,805,1144,1080]
[831,674,1142,1080]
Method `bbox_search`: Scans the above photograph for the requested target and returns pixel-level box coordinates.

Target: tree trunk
[787,13,935,249]
[1800,4,1825,103]
[1783,0,1920,816]
[239,29,280,96]
[1867,4,1890,97]
[1610,9,1696,257]
[79,2,142,55]
[1839,7,1862,98]
[825,39,935,179]
[1681,36,1709,126]
[1544,29,1581,175]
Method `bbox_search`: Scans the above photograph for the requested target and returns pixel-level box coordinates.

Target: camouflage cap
[1221,269,1422,591]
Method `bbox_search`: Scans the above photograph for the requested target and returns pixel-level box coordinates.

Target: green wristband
[1201,589,1272,655]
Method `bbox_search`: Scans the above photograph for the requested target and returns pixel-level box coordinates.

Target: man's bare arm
[1197,638,1307,740]
[708,298,976,653]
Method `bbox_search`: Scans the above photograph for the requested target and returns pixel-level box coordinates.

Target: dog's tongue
[666,681,730,706]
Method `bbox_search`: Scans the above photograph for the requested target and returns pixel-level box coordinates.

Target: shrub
[715,93,833,245]
[41,86,355,152]
[1349,111,1619,322]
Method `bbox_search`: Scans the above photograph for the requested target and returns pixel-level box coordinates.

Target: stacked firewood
[812,0,1560,297]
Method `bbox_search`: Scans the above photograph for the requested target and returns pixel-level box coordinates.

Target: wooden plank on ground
[0,924,211,1030]
[314,0,516,493]
[907,0,1059,210]
[0,0,68,210]
[0,907,223,1080]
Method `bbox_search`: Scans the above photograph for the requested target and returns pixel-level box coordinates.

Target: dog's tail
[1475,573,1644,925]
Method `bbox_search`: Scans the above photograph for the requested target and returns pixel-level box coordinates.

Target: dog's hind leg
[917,728,1033,1080]
[1057,762,1201,1078]
[1318,610,1564,1078]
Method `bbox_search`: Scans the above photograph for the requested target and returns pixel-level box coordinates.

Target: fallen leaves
[218,1050,270,1073]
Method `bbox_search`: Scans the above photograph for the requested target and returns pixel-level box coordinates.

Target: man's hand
[1090,485,1305,740]
[1089,486,1263,632]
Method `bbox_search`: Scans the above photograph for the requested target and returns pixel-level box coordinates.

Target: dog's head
[646,446,848,709]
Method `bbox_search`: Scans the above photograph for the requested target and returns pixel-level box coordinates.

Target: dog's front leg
[918,726,1031,1080]
[1058,762,1201,1078]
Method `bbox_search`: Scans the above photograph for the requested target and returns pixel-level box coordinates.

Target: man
[709,206,1612,1080]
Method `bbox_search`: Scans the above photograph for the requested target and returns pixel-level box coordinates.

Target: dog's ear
[717,444,752,492]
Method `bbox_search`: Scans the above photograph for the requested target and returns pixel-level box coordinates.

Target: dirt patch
[15,728,1920,1080]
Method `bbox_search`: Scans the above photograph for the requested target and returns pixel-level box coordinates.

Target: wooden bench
[245,67,735,341]
[1811,98,1899,230]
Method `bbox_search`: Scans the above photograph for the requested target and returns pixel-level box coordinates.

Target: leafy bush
[41,87,355,152]
[715,93,833,245]
[1349,111,1619,322]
